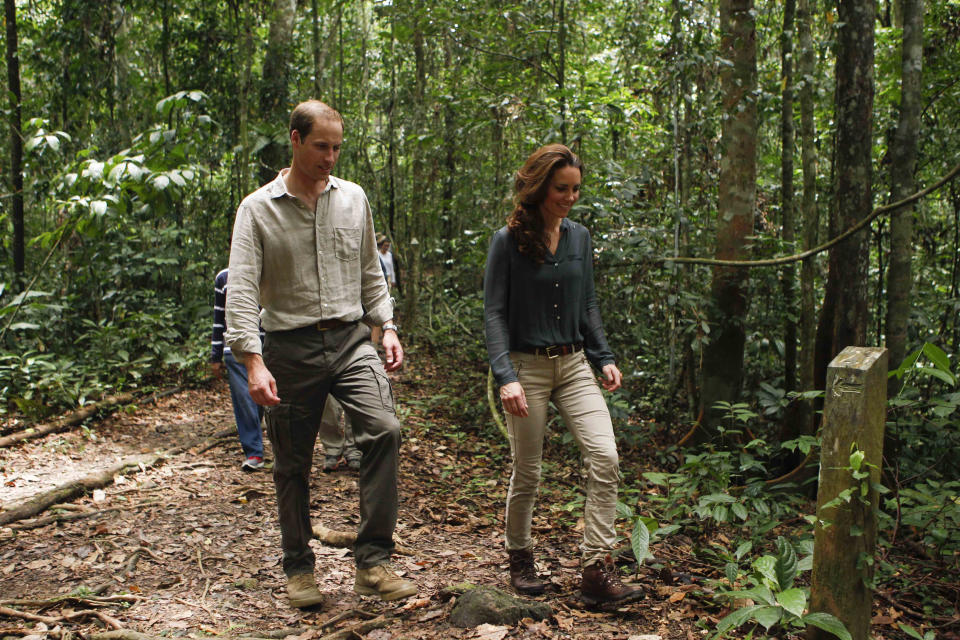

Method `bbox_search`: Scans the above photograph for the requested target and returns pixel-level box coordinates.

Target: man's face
[291,117,343,183]
[380,241,390,254]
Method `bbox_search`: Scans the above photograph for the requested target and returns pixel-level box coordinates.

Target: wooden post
[809,346,888,640]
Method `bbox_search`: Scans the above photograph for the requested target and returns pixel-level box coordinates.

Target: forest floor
[0,348,706,640]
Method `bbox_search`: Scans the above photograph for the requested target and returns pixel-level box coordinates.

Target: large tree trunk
[814,0,875,392]
[885,0,924,393]
[5,0,24,286]
[796,0,820,437]
[257,0,298,186]
[697,0,757,440]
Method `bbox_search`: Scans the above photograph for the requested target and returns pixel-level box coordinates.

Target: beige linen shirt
[224,170,393,357]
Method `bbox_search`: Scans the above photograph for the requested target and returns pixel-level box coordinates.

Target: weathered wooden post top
[809,346,888,640]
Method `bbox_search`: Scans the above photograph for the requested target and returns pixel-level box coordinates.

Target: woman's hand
[499,381,529,417]
[601,364,622,392]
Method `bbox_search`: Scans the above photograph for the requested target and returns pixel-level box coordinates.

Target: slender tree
[5,0,24,286]
[885,0,924,392]
[257,0,298,185]
[797,0,820,431]
[697,0,757,438]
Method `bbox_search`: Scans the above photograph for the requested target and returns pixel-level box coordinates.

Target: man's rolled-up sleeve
[359,194,394,325]
[225,204,265,357]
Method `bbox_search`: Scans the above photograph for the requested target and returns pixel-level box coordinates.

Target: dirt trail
[0,364,695,640]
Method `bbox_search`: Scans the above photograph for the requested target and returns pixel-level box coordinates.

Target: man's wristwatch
[382,322,399,334]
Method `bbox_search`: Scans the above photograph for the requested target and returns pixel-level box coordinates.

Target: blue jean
[224,351,264,458]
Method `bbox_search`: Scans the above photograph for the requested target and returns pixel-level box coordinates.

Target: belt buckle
[545,345,561,359]
[317,321,330,331]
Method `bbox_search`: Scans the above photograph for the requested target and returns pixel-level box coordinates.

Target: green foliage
[712,536,851,640]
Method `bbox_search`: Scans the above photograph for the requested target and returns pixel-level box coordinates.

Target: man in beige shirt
[225,100,415,609]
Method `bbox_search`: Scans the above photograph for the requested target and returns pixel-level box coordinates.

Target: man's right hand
[211,362,224,379]
[244,353,281,406]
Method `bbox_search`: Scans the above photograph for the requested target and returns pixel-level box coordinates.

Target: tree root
[0,605,123,629]
[318,614,391,640]
[311,523,414,556]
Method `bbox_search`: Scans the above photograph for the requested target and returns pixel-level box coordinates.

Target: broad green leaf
[753,605,782,630]
[734,541,753,561]
[153,175,170,189]
[776,587,806,617]
[774,536,798,589]
[897,623,925,640]
[713,605,764,639]
[717,586,776,606]
[731,502,748,521]
[615,501,634,520]
[752,555,779,589]
[922,342,952,374]
[803,613,852,640]
[45,135,61,151]
[918,367,957,386]
[631,516,651,565]
[90,200,108,216]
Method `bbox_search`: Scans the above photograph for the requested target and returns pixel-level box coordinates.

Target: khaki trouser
[263,322,401,575]
[504,350,620,566]
[319,396,356,457]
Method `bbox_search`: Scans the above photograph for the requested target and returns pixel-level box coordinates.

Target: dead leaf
[474,624,509,640]
[668,590,687,603]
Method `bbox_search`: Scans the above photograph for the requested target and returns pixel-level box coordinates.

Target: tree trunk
[815,0,875,392]
[557,0,567,144]
[697,0,757,440]
[780,0,797,394]
[797,0,819,404]
[402,5,427,332]
[257,0,298,186]
[885,0,924,392]
[5,0,24,286]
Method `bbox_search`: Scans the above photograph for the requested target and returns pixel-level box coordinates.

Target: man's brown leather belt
[518,343,584,358]
[316,318,351,331]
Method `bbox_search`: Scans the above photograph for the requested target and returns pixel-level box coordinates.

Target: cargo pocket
[369,365,396,413]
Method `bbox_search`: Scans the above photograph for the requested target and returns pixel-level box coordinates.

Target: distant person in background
[377,234,397,290]
[211,268,264,471]
[319,395,362,471]
[483,144,639,606]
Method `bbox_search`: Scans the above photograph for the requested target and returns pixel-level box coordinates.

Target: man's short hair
[290,100,343,141]
[376,233,388,247]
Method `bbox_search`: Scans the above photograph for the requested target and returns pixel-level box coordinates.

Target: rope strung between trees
[660,160,960,268]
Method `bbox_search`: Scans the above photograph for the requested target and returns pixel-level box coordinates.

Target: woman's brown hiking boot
[580,555,641,606]
[508,548,547,595]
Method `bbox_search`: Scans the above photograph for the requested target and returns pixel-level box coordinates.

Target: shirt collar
[268,169,340,199]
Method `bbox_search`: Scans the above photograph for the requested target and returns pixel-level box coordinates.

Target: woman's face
[539,165,581,223]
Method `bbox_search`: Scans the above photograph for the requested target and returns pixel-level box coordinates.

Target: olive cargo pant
[263,322,401,576]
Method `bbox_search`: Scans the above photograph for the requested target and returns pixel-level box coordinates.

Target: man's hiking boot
[286,573,326,609]
[508,548,547,595]
[344,447,362,471]
[354,564,417,601]
[322,454,341,472]
[580,555,641,606]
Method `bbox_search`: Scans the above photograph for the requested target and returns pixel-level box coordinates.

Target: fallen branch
[0,595,142,608]
[0,428,234,526]
[0,386,183,449]
[312,523,414,556]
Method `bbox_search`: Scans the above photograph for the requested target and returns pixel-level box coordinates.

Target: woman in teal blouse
[483,144,639,605]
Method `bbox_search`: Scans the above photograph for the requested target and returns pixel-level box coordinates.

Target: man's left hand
[601,364,622,392]
[382,329,404,371]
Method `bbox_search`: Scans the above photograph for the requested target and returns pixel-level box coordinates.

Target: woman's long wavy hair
[507,144,583,264]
